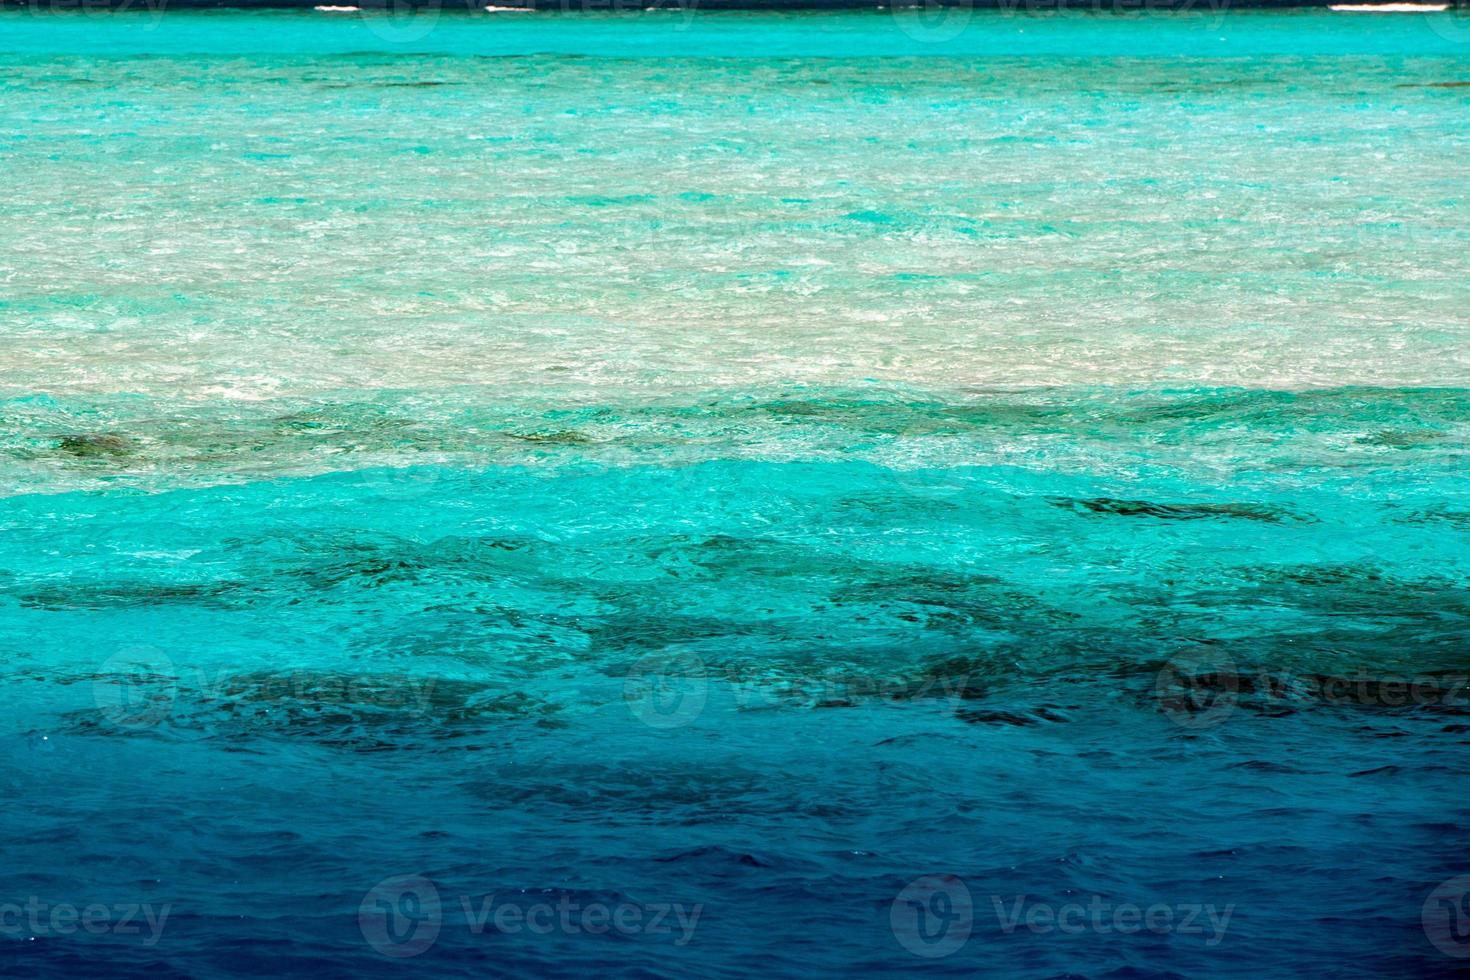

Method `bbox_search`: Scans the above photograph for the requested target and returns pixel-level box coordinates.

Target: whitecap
[1329,3,1449,10]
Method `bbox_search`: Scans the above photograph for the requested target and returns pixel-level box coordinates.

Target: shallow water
[2,9,1470,978]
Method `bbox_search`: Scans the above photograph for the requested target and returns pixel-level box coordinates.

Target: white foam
[484,4,534,9]
[314,4,360,10]
[1329,3,1448,10]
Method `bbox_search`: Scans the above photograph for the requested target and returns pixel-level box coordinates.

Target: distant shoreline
[4,0,1465,10]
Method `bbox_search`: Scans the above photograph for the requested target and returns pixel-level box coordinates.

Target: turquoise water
[3,10,1470,977]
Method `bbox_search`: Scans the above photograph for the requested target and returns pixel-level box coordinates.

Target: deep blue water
[5,389,1470,977]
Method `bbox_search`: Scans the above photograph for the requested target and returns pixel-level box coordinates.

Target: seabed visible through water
[2,9,1470,977]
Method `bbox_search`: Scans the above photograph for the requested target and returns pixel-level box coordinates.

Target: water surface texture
[3,10,1470,978]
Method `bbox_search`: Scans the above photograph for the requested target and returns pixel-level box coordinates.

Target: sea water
[1,9,1469,977]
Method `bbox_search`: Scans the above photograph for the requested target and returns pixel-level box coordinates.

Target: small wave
[1329,3,1448,10]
